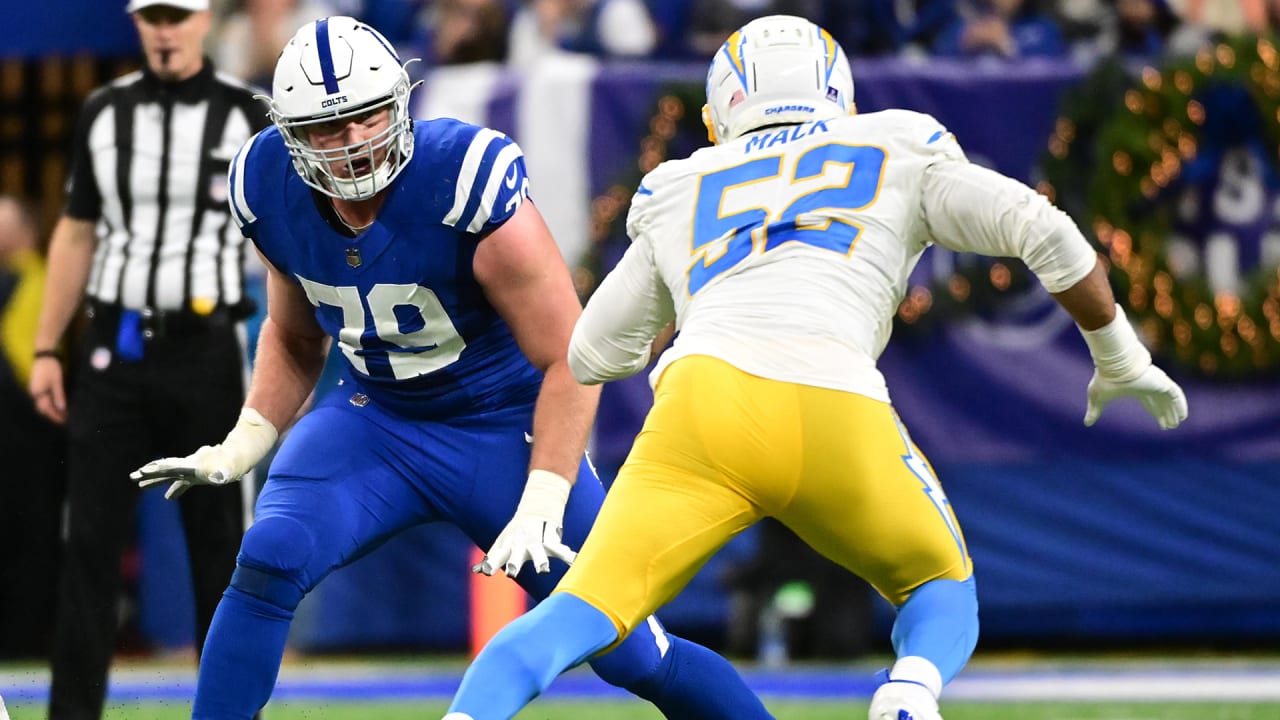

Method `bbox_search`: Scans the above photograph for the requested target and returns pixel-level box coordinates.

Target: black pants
[49,309,250,720]
[0,377,65,659]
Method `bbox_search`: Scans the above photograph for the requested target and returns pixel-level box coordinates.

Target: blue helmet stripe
[360,26,400,62]
[315,18,340,94]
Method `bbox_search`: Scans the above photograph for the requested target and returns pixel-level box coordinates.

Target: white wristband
[517,469,573,520]
[217,407,279,479]
[1079,305,1152,382]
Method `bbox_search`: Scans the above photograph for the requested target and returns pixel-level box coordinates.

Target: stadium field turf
[1,699,1274,719]
[4,654,1279,719]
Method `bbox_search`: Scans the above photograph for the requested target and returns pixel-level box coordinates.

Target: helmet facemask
[268,78,414,201]
[266,16,419,201]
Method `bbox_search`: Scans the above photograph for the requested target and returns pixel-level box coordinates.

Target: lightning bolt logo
[892,413,969,573]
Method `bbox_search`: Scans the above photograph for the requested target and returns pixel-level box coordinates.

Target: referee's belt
[86,299,252,339]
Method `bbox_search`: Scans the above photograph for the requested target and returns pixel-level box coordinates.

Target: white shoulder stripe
[230,132,261,228]
[444,128,503,227]
[467,142,523,233]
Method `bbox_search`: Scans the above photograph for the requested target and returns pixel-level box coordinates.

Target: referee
[28,1,269,717]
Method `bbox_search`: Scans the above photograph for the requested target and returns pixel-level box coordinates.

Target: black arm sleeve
[63,86,113,221]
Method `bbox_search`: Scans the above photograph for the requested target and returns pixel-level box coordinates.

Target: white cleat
[867,680,943,720]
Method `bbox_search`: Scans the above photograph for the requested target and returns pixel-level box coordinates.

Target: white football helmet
[266,16,417,200]
[703,15,855,144]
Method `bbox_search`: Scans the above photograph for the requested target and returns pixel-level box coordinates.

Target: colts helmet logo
[345,247,362,268]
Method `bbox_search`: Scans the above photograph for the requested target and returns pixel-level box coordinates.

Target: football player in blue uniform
[131,16,772,720]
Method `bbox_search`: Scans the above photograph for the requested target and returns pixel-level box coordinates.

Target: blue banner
[0,1,138,58]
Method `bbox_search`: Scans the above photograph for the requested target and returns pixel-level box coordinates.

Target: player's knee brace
[230,515,316,611]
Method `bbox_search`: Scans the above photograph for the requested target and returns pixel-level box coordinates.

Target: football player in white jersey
[444,14,1187,720]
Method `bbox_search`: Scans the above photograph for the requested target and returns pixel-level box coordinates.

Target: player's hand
[130,408,277,500]
[29,355,67,425]
[132,445,238,500]
[475,469,576,577]
[1084,364,1188,430]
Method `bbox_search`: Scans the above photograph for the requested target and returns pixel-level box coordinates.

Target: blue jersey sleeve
[228,129,270,238]
[439,127,531,235]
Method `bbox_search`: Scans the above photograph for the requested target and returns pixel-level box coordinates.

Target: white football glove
[1079,305,1188,430]
[475,469,577,577]
[131,408,278,500]
[1085,364,1187,430]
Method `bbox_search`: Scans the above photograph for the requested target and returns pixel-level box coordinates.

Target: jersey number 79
[296,276,467,380]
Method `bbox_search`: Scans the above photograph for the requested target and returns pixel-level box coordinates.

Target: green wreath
[1040,36,1280,379]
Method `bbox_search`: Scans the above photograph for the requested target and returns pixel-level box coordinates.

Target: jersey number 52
[689,143,886,294]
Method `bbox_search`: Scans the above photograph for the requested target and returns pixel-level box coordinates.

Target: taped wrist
[1080,305,1152,382]
[215,407,279,479]
[517,469,572,522]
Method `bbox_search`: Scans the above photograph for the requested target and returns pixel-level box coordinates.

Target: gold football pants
[558,354,972,639]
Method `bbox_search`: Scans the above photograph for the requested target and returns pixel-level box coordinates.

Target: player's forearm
[528,359,601,483]
[1055,259,1152,381]
[1050,259,1117,331]
[34,217,96,350]
[243,316,328,433]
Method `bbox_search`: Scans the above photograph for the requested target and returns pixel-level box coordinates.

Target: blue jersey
[227,119,542,418]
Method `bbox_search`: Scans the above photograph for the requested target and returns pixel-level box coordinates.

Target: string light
[1040,35,1280,377]
[582,36,1280,378]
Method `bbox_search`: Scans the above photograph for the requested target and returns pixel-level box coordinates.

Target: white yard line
[2,659,1279,702]
[948,671,1280,701]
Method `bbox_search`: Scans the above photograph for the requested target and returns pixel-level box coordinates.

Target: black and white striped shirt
[65,61,270,313]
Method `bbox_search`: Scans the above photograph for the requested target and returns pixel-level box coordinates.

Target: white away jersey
[569,109,1097,401]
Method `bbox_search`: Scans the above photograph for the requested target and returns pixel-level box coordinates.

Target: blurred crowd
[208,0,1280,88]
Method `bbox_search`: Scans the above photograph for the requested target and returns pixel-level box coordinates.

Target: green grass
[6,652,1279,718]
[3,700,1277,720]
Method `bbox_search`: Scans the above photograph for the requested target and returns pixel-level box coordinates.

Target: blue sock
[191,586,294,720]
[889,576,980,685]
[449,593,618,719]
[616,633,774,720]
